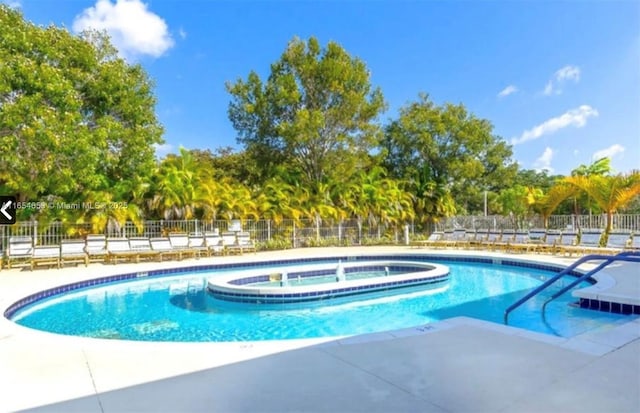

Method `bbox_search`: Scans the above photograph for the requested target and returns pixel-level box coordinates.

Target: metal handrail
[541,251,640,311]
[504,251,640,325]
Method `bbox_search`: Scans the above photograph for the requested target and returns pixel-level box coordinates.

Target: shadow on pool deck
[21,322,640,413]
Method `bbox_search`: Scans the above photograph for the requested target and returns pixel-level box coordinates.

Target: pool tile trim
[3,254,587,319]
[578,298,640,315]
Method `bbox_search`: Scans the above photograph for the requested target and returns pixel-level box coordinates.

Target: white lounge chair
[60,239,88,267]
[204,232,224,255]
[562,229,602,256]
[412,231,443,248]
[31,245,61,270]
[433,230,456,248]
[506,231,533,253]
[106,238,138,264]
[150,237,182,261]
[599,231,631,254]
[85,234,107,263]
[169,233,199,259]
[528,229,546,244]
[537,230,560,254]
[221,232,238,254]
[627,233,640,251]
[451,229,469,248]
[481,231,502,251]
[128,237,159,262]
[555,231,578,255]
[469,229,488,249]
[6,236,33,269]
[188,234,209,257]
[226,231,256,254]
[494,229,515,251]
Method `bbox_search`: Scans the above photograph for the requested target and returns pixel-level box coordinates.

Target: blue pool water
[10,260,629,341]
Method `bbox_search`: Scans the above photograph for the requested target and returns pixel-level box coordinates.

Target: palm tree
[149,147,200,220]
[410,165,456,228]
[353,167,414,239]
[196,177,224,221]
[332,179,367,243]
[570,157,612,220]
[304,182,339,242]
[563,172,640,233]
[379,178,415,239]
[533,183,579,229]
[217,181,258,221]
[78,179,146,235]
[257,177,304,224]
[571,157,611,177]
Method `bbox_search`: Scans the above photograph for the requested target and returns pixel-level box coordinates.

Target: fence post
[292,221,296,248]
[338,220,342,245]
[33,220,38,246]
[404,224,410,245]
[267,220,271,241]
[195,219,199,235]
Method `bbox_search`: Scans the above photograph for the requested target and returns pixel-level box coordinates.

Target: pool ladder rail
[503,251,640,325]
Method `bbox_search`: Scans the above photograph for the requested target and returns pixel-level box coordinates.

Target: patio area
[1,246,638,412]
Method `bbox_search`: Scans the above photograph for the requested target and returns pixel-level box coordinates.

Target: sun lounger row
[413,229,640,256]
[2,231,257,270]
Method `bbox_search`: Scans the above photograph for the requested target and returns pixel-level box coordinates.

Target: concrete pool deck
[0,246,638,412]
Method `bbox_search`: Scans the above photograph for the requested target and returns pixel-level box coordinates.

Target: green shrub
[257,237,293,251]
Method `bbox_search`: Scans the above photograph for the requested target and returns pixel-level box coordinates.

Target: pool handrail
[504,251,640,325]
[541,251,640,312]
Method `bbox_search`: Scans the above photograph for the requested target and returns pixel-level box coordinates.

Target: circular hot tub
[206,260,450,303]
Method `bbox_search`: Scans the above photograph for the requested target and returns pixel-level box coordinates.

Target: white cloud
[543,65,581,95]
[72,0,174,60]
[534,147,554,173]
[178,27,187,40]
[511,105,598,145]
[1,0,21,8]
[497,85,518,98]
[592,144,625,161]
[153,143,174,157]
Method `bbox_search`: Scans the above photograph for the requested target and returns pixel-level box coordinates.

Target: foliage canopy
[226,36,386,190]
[0,5,163,221]
[1,12,637,236]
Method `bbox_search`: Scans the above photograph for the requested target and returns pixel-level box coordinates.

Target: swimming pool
[6,255,630,341]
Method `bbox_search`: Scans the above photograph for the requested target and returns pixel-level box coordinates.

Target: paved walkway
[0,247,638,412]
[572,253,640,306]
[19,319,640,413]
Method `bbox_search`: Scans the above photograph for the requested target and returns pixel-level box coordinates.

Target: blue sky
[7,0,640,175]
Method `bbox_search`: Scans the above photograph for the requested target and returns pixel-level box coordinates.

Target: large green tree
[514,169,562,193]
[382,93,517,218]
[226,36,385,189]
[189,147,259,187]
[0,6,163,220]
